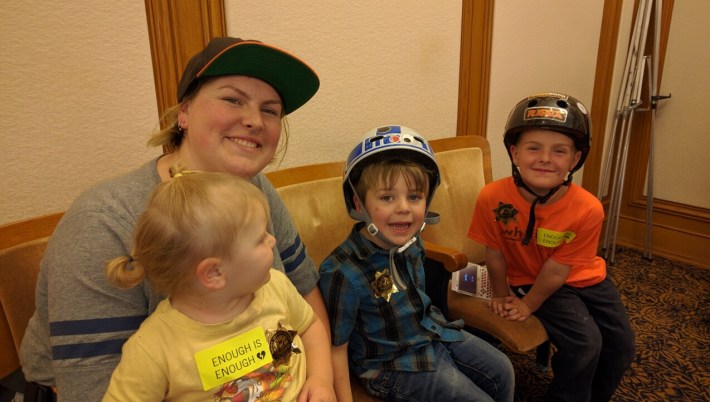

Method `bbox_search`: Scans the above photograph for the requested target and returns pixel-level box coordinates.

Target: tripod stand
[598,0,670,264]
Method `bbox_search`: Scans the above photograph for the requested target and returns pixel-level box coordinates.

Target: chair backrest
[266,136,493,267]
[266,161,352,267]
[0,213,61,379]
[268,163,382,402]
[422,135,493,264]
[0,213,62,251]
[0,237,49,379]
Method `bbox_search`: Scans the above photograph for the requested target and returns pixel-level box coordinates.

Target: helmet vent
[556,100,569,108]
[527,100,538,107]
[368,135,384,143]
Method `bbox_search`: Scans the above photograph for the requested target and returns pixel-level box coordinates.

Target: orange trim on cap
[195,41,318,78]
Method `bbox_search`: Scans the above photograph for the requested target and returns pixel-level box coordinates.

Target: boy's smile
[360,173,427,248]
[510,129,581,198]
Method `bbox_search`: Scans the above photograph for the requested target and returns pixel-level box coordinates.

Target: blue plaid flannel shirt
[319,223,464,376]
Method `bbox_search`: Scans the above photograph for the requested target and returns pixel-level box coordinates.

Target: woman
[20,37,328,402]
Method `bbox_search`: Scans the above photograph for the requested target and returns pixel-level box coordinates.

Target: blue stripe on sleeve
[52,339,127,360]
[49,315,146,336]
[280,234,302,261]
[280,235,308,273]
[284,248,307,273]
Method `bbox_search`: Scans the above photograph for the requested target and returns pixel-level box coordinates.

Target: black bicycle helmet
[504,92,591,175]
[503,92,592,245]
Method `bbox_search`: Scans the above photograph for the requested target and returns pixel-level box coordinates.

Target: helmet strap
[349,205,416,291]
[387,236,420,291]
[349,207,427,251]
[512,165,571,245]
[347,177,438,249]
[347,181,400,249]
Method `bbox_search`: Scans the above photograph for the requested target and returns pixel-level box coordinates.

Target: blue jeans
[362,331,515,402]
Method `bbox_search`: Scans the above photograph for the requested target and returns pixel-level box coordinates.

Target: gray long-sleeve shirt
[19,158,319,401]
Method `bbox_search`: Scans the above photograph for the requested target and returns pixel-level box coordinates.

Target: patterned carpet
[508,247,710,402]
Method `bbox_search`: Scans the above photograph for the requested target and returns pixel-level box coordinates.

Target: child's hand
[490,296,514,317]
[297,375,336,402]
[503,297,533,321]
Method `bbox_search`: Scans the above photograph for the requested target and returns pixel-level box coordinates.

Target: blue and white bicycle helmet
[343,125,440,240]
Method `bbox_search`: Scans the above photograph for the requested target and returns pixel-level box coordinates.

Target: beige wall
[594,0,709,210]
[3,1,706,227]
[653,0,709,208]
[1,1,463,226]
[1,0,160,225]
[225,1,463,170]
[486,1,604,182]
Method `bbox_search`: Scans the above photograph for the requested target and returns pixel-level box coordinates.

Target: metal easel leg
[642,0,672,260]
[600,0,655,264]
[644,55,655,261]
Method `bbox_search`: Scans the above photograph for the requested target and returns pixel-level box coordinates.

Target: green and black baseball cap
[177,37,320,115]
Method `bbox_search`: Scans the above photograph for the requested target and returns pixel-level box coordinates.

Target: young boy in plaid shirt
[319,125,514,402]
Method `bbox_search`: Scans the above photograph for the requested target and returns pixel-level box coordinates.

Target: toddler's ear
[196,257,225,290]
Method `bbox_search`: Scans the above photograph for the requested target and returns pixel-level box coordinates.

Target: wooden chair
[0,238,49,380]
[0,213,61,396]
[266,161,352,267]
[423,135,550,355]
[266,161,381,401]
[266,135,550,399]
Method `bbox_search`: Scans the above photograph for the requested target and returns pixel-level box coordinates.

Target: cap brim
[198,42,319,115]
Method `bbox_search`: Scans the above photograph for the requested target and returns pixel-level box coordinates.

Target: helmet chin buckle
[424,211,440,225]
[367,223,379,236]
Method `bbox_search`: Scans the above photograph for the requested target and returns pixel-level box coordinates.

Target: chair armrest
[422,240,468,273]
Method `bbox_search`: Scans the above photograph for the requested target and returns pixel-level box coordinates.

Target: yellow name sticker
[194,326,273,391]
[536,228,576,247]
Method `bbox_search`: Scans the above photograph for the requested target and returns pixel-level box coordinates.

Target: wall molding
[144,0,226,120]
[583,0,625,195]
[456,0,493,138]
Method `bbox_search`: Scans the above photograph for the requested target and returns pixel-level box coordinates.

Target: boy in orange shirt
[468,93,635,402]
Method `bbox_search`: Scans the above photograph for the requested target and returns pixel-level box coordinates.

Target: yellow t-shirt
[103,269,314,401]
[468,177,606,287]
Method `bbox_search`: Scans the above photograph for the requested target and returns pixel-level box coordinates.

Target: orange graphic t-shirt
[467,177,606,288]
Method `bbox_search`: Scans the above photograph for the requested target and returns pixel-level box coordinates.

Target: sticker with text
[536,228,576,247]
[194,326,272,391]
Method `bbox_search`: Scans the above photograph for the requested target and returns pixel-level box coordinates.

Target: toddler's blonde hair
[106,169,270,296]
